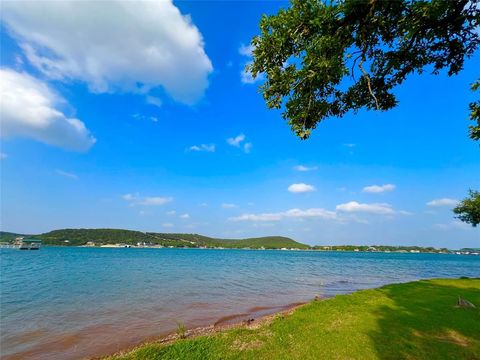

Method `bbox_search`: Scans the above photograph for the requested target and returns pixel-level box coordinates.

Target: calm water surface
[1,247,479,359]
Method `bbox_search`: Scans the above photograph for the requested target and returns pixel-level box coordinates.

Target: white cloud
[122,193,137,201]
[363,184,396,193]
[122,193,172,206]
[188,144,215,152]
[336,201,395,215]
[239,44,254,57]
[162,223,174,228]
[426,198,459,207]
[239,43,263,84]
[55,169,78,180]
[294,165,318,172]
[146,96,162,108]
[227,134,245,147]
[230,213,282,222]
[132,113,158,123]
[230,208,336,222]
[139,197,173,206]
[283,208,337,219]
[0,153,8,160]
[166,210,176,216]
[2,0,212,105]
[180,213,190,219]
[343,143,356,148]
[288,183,316,193]
[221,203,237,209]
[0,69,96,151]
[241,65,262,85]
[226,134,252,153]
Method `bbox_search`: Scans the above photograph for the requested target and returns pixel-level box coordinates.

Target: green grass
[108,278,480,360]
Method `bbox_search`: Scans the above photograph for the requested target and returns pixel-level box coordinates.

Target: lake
[1,247,479,359]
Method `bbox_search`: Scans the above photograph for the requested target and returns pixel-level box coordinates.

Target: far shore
[42,244,480,256]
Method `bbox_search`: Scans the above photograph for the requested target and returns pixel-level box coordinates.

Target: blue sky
[1,1,479,248]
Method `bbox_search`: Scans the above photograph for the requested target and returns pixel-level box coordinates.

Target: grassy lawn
[109,278,480,360]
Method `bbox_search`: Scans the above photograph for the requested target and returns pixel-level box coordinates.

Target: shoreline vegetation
[0,229,478,255]
[105,278,480,360]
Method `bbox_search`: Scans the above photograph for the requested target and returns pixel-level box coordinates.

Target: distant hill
[0,231,30,242]
[32,228,309,249]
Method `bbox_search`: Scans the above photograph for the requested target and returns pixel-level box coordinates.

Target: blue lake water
[1,247,479,359]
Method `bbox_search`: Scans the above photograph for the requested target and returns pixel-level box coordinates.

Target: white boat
[19,239,42,250]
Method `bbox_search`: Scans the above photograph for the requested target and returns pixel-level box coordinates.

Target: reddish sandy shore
[99,301,308,359]
[3,301,312,360]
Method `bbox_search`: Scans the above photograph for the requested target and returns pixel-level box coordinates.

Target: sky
[0,1,479,249]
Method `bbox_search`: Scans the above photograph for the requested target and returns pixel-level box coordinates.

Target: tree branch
[359,57,380,110]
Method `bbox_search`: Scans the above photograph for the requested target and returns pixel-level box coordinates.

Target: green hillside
[33,228,309,249]
[0,231,29,242]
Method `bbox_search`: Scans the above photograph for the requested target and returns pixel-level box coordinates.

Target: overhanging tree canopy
[453,190,480,227]
[249,0,480,139]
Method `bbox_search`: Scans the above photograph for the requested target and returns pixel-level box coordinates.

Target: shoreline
[102,278,480,360]
[99,301,309,360]
[28,245,479,256]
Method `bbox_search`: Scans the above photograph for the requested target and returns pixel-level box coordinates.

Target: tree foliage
[453,190,480,227]
[249,0,480,139]
[470,80,480,141]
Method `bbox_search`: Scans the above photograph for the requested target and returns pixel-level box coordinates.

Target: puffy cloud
[343,143,356,148]
[283,208,336,219]
[122,193,172,206]
[426,198,459,207]
[0,69,96,151]
[166,210,176,216]
[227,134,245,147]
[238,44,254,57]
[180,213,190,219]
[288,183,316,193]
[363,184,396,193]
[230,208,336,222]
[336,201,395,215]
[1,0,212,105]
[294,165,318,172]
[188,144,215,152]
[226,134,252,153]
[55,169,78,180]
[239,43,263,84]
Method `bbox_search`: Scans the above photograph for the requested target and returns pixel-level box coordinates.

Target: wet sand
[99,301,308,359]
[2,301,308,360]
